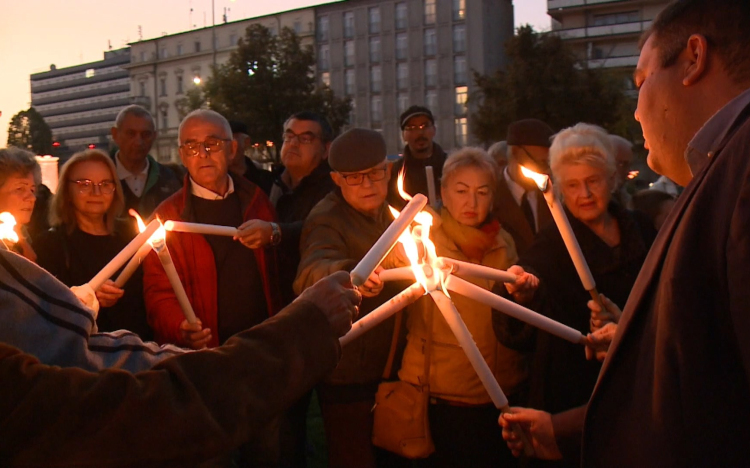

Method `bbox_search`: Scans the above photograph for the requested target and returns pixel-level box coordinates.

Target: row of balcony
[549,0,635,10]
[555,20,652,40]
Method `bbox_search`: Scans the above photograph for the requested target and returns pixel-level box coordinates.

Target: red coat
[144,175,281,348]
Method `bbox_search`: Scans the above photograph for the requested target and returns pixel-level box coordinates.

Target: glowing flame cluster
[520,166,549,192]
[627,170,640,180]
[0,212,19,244]
[129,209,166,248]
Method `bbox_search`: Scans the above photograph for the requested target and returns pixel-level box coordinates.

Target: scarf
[440,208,501,263]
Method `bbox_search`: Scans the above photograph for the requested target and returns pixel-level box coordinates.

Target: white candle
[154,242,198,324]
[378,267,416,282]
[164,220,239,237]
[350,194,428,286]
[425,166,438,208]
[444,275,585,344]
[340,282,424,346]
[439,257,517,284]
[88,219,160,291]
[114,242,152,288]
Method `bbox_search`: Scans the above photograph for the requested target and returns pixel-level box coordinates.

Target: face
[332,163,391,217]
[179,117,236,194]
[441,166,493,228]
[68,160,115,219]
[557,163,612,224]
[509,145,550,190]
[111,113,156,165]
[402,115,436,157]
[280,118,329,177]
[230,132,250,174]
[0,173,36,226]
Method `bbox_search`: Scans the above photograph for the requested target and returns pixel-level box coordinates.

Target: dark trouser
[279,390,313,468]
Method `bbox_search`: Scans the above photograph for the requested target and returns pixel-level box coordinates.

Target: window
[177,44,183,55]
[321,72,331,87]
[424,29,437,56]
[592,10,639,26]
[455,86,467,115]
[371,96,382,125]
[344,41,355,67]
[161,108,168,130]
[396,33,408,60]
[319,44,330,70]
[160,48,168,59]
[397,92,410,114]
[454,55,467,84]
[369,7,381,34]
[371,66,382,93]
[140,51,146,62]
[85,68,95,78]
[453,0,466,21]
[343,11,355,38]
[425,59,437,87]
[294,21,302,34]
[229,34,237,46]
[177,75,184,94]
[345,69,356,95]
[455,117,468,147]
[139,81,146,97]
[159,77,167,96]
[424,0,436,25]
[425,89,438,113]
[397,63,409,90]
[318,16,329,41]
[453,25,466,53]
[195,41,201,53]
[369,37,381,63]
[395,2,408,30]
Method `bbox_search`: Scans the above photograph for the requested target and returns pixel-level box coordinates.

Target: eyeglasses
[282,131,320,145]
[403,122,432,132]
[179,138,231,157]
[339,167,388,186]
[69,179,116,194]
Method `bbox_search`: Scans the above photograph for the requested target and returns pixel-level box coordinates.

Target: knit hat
[328,128,386,173]
[399,105,435,130]
[507,119,554,148]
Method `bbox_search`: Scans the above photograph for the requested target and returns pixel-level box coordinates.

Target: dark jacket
[118,154,182,218]
[241,161,275,196]
[491,176,553,256]
[387,142,447,209]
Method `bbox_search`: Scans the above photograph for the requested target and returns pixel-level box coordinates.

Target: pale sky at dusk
[0,0,549,146]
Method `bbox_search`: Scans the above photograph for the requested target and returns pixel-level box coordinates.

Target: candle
[88,219,160,291]
[0,212,19,250]
[114,242,152,288]
[439,257,517,284]
[350,194,428,287]
[340,282,424,346]
[152,238,198,324]
[164,220,239,237]
[425,166,438,208]
[444,275,586,344]
[378,267,416,282]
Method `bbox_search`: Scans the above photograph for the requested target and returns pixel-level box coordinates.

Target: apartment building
[30,48,132,159]
[316,0,514,154]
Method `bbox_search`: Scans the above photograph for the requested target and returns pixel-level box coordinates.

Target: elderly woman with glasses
[0,147,40,261]
[36,149,152,339]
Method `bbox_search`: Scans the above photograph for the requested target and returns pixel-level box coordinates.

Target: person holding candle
[0,147,39,261]
[35,149,153,340]
[393,147,538,468]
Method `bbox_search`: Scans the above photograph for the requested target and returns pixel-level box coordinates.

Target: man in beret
[228,120,275,196]
[387,105,447,208]
[492,118,555,255]
[294,128,410,468]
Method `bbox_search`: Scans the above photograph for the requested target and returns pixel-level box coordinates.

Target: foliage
[471,25,633,144]
[175,87,208,120]
[6,107,53,154]
[204,24,351,160]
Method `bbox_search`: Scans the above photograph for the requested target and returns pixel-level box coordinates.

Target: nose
[634,105,641,123]
[91,184,102,195]
[469,193,478,208]
[361,175,374,188]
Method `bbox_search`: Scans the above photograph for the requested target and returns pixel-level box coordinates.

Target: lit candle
[339,282,424,346]
[0,212,19,250]
[350,194,428,287]
[444,274,586,344]
[88,219,160,291]
[164,220,239,237]
[378,267,416,282]
[439,257,517,284]
[150,229,198,324]
[114,242,152,288]
[425,166,438,208]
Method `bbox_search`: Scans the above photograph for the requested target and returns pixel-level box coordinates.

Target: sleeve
[293,216,354,296]
[551,405,586,461]
[0,298,340,466]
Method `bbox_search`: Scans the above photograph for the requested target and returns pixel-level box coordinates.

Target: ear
[330,171,344,189]
[110,126,118,140]
[683,34,709,86]
[322,141,332,160]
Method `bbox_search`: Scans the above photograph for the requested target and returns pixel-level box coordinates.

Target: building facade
[30,48,132,159]
[316,0,514,154]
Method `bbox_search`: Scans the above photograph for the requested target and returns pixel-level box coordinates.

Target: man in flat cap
[294,128,410,468]
[228,120,275,196]
[492,118,555,255]
[387,105,447,208]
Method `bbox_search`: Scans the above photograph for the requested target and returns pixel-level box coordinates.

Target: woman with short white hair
[0,147,39,261]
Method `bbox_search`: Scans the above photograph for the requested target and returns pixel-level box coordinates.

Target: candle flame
[520,165,549,192]
[129,209,166,248]
[129,209,147,233]
[396,167,412,202]
[627,170,639,180]
[0,212,19,243]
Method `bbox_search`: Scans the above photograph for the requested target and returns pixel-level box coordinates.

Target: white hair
[549,123,616,192]
[178,109,232,143]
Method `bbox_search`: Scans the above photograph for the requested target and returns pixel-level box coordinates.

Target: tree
[471,26,632,144]
[205,25,351,160]
[175,87,208,120]
[6,107,53,154]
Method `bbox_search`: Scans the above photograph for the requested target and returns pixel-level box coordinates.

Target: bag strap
[381,310,404,380]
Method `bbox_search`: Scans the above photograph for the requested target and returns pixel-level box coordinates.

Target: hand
[585,322,617,361]
[360,266,385,298]
[588,293,621,331]
[179,319,212,350]
[71,284,100,318]
[499,407,562,460]
[504,265,539,304]
[95,280,125,308]
[296,270,362,337]
[235,219,273,249]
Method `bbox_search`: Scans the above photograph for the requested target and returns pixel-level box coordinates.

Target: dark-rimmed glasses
[180,137,231,157]
[282,131,320,145]
[338,167,388,186]
[69,179,116,194]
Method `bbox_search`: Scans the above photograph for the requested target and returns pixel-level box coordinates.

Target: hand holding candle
[88,219,159,291]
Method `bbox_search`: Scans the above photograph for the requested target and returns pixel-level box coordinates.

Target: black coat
[492,177,553,256]
[386,142,447,209]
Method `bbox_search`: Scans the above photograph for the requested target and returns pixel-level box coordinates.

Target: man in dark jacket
[111,105,182,218]
[500,1,750,466]
[228,119,275,195]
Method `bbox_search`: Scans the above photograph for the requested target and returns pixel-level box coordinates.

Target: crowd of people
[1,0,749,466]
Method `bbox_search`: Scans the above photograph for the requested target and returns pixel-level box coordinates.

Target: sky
[0,0,550,146]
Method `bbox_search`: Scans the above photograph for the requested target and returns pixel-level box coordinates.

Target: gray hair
[487,141,509,166]
[178,109,232,143]
[549,123,616,193]
[441,146,499,194]
[608,134,633,161]
[114,105,154,128]
[0,147,40,189]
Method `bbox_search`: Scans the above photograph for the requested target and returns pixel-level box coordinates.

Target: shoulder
[153,188,186,220]
[307,191,341,220]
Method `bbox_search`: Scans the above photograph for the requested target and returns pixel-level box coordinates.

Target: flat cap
[228,120,248,135]
[507,119,554,148]
[329,128,387,173]
[400,105,434,130]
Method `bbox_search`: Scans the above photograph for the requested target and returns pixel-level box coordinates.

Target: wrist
[269,222,282,246]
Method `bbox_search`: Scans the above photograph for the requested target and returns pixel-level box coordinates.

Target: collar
[189,175,235,200]
[686,87,750,177]
[503,166,527,204]
[115,152,149,179]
